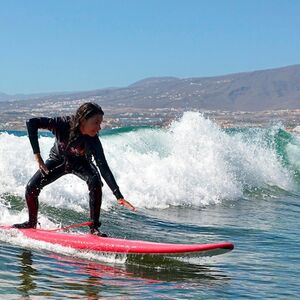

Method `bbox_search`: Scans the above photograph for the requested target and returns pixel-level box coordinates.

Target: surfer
[13,102,135,236]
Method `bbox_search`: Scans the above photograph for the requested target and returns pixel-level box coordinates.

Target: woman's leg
[13,159,67,228]
[72,161,104,235]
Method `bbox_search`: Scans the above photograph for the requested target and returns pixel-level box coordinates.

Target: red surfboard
[0,225,234,257]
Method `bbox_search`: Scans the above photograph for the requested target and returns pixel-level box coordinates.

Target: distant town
[1,96,300,131]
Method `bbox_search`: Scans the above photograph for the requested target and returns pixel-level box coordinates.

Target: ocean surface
[0,112,299,299]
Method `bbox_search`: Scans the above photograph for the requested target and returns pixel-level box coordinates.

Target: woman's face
[80,114,103,137]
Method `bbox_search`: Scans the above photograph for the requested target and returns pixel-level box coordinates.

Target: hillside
[1,64,300,111]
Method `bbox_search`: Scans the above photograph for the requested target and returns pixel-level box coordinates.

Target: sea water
[0,112,299,298]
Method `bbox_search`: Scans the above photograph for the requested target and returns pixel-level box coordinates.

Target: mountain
[1,64,300,111]
[118,64,300,111]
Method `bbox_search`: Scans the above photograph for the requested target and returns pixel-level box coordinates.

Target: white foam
[0,198,56,229]
[0,112,296,213]
[104,112,294,208]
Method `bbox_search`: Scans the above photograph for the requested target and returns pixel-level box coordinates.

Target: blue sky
[1,0,300,94]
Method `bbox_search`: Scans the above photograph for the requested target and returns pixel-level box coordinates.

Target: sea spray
[106,112,295,208]
[0,112,297,219]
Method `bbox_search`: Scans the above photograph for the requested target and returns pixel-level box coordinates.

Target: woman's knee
[25,178,41,198]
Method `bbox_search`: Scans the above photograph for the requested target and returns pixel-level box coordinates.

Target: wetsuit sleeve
[26,117,64,154]
[92,137,124,200]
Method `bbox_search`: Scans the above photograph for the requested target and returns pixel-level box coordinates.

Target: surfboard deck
[0,225,234,257]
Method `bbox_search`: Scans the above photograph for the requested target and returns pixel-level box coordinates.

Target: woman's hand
[34,153,49,175]
[117,199,136,211]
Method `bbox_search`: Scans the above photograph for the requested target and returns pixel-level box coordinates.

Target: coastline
[1,106,300,131]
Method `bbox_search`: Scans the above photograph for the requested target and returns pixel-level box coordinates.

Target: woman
[13,102,135,236]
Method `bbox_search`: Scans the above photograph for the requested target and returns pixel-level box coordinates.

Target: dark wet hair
[68,102,104,147]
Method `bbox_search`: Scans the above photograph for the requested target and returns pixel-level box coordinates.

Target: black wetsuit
[23,116,123,229]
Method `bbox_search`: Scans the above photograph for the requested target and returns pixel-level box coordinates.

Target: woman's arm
[26,117,62,154]
[92,137,136,211]
[92,136,123,198]
[27,116,68,174]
